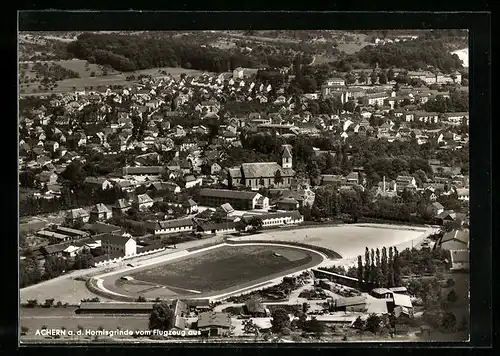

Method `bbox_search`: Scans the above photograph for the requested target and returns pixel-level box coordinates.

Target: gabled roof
[114,198,131,209]
[135,194,153,204]
[100,233,134,245]
[441,229,469,245]
[197,312,231,328]
[66,208,89,219]
[157,218,194,230]
[90,203,111,214]
[199,188,259,200]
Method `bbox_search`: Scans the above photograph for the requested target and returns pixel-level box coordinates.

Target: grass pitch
[128,245,316,294]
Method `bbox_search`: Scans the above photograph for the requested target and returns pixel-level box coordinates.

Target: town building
[89,203,113,222]
[197,312,232,337]
[228,145,295,190]
[198,189,269,210]
[100,234,137,256]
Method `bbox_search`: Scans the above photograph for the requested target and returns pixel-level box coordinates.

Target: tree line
[66,33,310,73]
[335,39,464,73]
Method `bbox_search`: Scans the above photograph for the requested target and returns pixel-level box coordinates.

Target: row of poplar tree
[356,246,402,289]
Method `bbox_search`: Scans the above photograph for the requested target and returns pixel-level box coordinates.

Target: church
[228,144,295,190]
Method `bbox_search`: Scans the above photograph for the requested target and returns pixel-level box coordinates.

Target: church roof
[241,162,294,179]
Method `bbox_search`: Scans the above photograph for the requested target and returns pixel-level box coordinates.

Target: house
[252,211,303,228]
[330,296,367,312]
[184,175,203,189]
[54,226,90,240]
[182,199,198,214]
[456,188,469,201]
[244,299,267,317]
[198,189,269,210]
[36,230,73,244]
[276,197,300,211]
[37,171,58,185]
[362,92,389,106]
[84,177,113,190]
[197,312,232,337]
[216,203,235,217]
[65,208,90,225]
[133,194,154,211]
[387,293,414,318]
[396,175,417,192]
[196,221,237,235]
[89,203,113,222]
[112,198,132,216]
[436,210,457,225]
[450,249,469,271]
[100,234,137,257]
[233,67,244,79]
[122,166,164,176]
[114,180,136,193]
[146,218,194,235]
[371,288,393,299]
[210,162,222,175]
[427,202,444,216]
[83,222,123,236]
[438,229,469,250]
[326,77,346,86]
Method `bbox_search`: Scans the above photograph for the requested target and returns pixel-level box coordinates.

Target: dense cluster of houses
[19,65,468,270]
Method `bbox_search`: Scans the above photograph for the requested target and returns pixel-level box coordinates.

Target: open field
[103,244,323,299]
[230,224,436,267]
[131,66,206,78]
[19,65,208,96]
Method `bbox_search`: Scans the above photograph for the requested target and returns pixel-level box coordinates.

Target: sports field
[230,224,434,266]
[103,244,324,299]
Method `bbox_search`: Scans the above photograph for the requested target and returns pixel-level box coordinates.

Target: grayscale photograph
[18,28,470,344]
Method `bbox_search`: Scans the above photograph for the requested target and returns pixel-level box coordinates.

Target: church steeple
[281,144,293,169]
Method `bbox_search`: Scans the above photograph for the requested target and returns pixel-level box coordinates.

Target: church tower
[281,144,293,169]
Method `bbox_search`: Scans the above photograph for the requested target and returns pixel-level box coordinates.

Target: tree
[304,317,325,335]
[370,248,377,285]
[249,216,263,231]
[447,289,458,303]
[359,72,368,84]
[364,247,371,285]
[374,248,382,287]
[343,100,356,113]
[271,309,290,332]
[365,314,381,333]
[441,312,457,331]
[90,71,96,77]
[370,71,378,85]
[378,71,388,85]
[387,68,395,82]
[381,247,388,288]
[73,251,95,270]
[353,316,365,330]
[387,246,395,288]
[357,255,364,288]
[393,247,401,286]
[149,301,175,330]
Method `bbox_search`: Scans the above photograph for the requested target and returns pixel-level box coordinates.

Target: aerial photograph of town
[18,29,470,344]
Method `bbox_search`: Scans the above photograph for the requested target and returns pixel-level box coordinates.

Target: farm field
[230,224,434,267]
[19,64,209,96]
[104,244,324,299]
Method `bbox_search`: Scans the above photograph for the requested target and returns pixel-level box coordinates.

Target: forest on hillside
[335,39,464,73]
[65,33,314,73]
